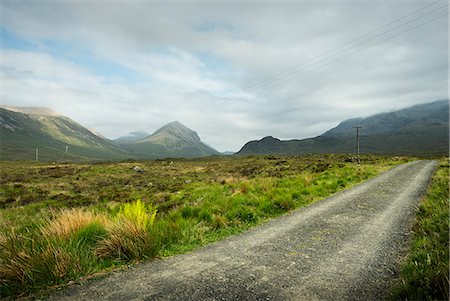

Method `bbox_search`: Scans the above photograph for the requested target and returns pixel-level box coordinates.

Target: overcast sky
[1,0,448,151]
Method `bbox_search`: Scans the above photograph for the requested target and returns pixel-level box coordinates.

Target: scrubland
[0,155,409,298]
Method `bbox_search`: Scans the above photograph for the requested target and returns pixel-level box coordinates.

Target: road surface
[50,160,436,301]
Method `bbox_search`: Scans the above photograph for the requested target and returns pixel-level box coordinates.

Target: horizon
[1,1,448,151]
[1,98,447,153]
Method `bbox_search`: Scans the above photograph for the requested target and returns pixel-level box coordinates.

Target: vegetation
[391,159,449,300]
[0,155,409,298]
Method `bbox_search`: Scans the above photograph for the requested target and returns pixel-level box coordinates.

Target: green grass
[0,154,410,298]
[390,159,449,300]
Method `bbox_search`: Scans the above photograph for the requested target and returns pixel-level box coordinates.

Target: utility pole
[353,126,362,164]
[35,148,39,162]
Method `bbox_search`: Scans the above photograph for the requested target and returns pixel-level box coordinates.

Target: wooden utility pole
[353,126,362,164]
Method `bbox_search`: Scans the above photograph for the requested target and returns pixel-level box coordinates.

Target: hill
[322,100,448,137]
[237,100,449,156]
[115,121,219,159]
[0,107,132,161]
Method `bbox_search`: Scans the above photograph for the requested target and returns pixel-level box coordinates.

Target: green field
[391,159,449,300]
[0,155,409,298]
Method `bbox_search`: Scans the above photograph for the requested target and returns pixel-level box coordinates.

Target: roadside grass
[0,155,408,298]
[390,159,449,300]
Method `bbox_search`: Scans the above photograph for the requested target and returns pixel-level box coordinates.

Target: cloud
[1,1,448,151]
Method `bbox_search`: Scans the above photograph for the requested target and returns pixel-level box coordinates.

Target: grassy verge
[0,155,408,298]
[391,159,449,300]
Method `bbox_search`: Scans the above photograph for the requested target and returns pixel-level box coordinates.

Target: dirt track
[50,160,436,301]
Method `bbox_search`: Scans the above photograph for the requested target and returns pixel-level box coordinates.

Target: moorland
[0,154,408,298]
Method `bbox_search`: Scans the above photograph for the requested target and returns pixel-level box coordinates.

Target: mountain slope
[237,100,449,156]
[0,107,132,161]
[323,100,448,137]
[116,121,219,159]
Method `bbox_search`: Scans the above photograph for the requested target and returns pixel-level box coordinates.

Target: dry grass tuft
[0,250,31,286]
[41,245,73,279]
[42,208,102,239]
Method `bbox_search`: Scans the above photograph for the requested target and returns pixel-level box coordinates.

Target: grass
[390,159,449,300]
[0,154,410,298]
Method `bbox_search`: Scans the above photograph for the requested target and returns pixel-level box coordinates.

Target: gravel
[49,160,436,301]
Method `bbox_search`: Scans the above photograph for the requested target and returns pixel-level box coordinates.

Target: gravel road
[50,160,436,301]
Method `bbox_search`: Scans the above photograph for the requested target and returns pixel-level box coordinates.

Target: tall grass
[0,156,403,298]
[0,200,158,297]
[391,160,449,300]
[95,200,158,260]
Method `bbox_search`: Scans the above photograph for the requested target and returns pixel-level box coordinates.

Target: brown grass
[42,208,103,239]
[0,250,31,286]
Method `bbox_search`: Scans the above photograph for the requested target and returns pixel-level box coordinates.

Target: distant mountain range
[237,100,449,156]
[1,100,448,161]
[114,121,219,159]
[0,107,218,161]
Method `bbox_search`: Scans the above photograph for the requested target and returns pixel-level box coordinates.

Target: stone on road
[51,160,436,301]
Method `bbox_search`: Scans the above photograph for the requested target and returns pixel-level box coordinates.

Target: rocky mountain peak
[151,121,201,142]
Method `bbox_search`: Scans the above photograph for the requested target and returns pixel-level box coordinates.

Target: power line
[194,9,448,115]
[199,5,448,110]
[179,1,448,116]
[227,10,448,100]
[210,0,447,94]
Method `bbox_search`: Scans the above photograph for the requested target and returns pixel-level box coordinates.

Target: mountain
[1,106,219,161]
[322,100,448,137]
[115,121,220,159]
[0,106,132,161]
[237,100,449,156]
[114,131,149,143]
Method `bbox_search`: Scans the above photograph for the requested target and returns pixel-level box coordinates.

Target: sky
[0,0,448,152]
